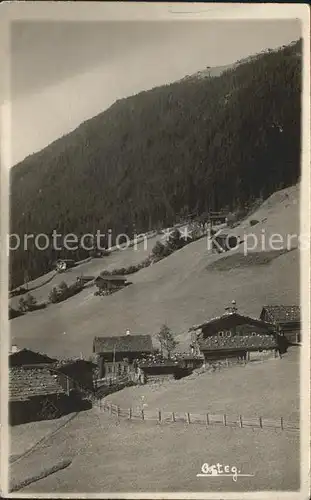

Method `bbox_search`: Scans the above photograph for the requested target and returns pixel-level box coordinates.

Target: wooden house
[93,333,154,379]
[9,346,56,367]
[190,303,286,363]
[9,346,93,425]
[94,275,131,293]
[54,359,96,393]
[9,365,90,425]
[260,305,301,345]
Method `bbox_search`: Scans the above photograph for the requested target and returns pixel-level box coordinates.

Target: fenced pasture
[16,405,300,493]
[99,400,299,432]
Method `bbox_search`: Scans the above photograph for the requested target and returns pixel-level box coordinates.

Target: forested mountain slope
[10,39,301,287]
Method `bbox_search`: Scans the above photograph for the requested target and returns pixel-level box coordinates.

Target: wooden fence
[98,400,299,432]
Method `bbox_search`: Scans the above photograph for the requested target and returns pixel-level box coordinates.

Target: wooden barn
[9,365,90,426]
[9,346,93,425]
[260,305,301,345]
[190,302,287,363]
[138,361,180,384]
[93,332,154,379]
[94,275,131,294]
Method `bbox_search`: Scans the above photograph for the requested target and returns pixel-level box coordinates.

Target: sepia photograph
[1,2,310,498]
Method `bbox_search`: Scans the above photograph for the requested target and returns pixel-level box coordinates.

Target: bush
[151,241,173,261]
[18,297,27,313]
[125,265,139,274]
[49,286,60,304]
[18,293,38,312]
[48,281,83,304]
[152,241,166,258]
[25,293,37,310]
[9,306,24,319]
[100,270,111,276]
[250,219,259,227]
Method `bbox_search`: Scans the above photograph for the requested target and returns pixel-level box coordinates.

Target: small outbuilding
[94,275,131,294]
[260,305,301,345]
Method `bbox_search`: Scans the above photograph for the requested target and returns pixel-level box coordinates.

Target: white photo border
[0,3,310,499]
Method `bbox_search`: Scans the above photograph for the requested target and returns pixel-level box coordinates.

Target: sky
[10,19,301,166]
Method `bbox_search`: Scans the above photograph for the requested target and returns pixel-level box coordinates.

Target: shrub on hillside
[151,241,173,261]
[250,219,259,227]
[49,286,60,304]
[9,306,24,319]
[18,293,46,313]
[157,324,179,359]
[48,281,83,304]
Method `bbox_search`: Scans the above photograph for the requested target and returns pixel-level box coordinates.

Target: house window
[218,331,224,337]
[252,332,257,336]
[107,365,111,373]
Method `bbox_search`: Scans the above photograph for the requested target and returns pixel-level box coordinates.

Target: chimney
[225,300,238,314]
[11,344,19,353]
[125,329,131,336]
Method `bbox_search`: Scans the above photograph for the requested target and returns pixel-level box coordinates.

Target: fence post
[66,376,70,396]
[206,413,210,426]
[259,416,263,428]
[187,412,191,424]
[172,412,175,423]
[158,410,162,423]
[239,415,243,428]
[109,403,112,415]
[99,398,102,411]
[280,417,284,430]
[117,406,120,419]
[223,414,227,426]
[129,408,132,420]
[141,409,144,420]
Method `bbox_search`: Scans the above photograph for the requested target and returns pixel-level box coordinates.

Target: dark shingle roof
[95,275,128,282]
[9,348,56,367]
[198,334,278,351]
[261,305,300,324]
[190,312,274,334]
[9,367,66,402]
[93,335,153,354]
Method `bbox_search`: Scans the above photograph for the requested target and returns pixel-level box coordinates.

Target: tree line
[10,39,302,288]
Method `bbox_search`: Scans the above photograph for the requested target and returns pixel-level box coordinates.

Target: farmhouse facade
[93,333,154,379]
[190,304,286,363]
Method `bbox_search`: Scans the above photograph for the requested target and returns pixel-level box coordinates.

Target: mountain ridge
[10,38,302,287]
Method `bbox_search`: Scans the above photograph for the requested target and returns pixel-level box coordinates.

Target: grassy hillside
[10,184,299,359]
[10,39,301,287]
[12,411,299,493]
[10,348,300,493]
[107,348,299,421]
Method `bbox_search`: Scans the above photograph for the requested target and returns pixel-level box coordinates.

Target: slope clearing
[10,184,299,358]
